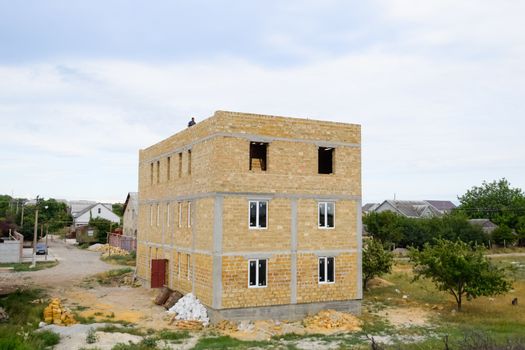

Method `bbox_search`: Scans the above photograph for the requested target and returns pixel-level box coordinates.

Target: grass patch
[362,259,525,347]
[96,267,134,285]
[156,329,190,341]
[98,324,146,336]
[0,261,58,272]
[111,337,157,350]
[192,335,271,350]
[101,251,136,266]
[0,289,61,350]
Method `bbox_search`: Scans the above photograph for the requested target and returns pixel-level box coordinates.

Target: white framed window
[187,254,191,280]
[318,256,335,284]
[248,259,267,288]
[149,205,153,226]
[178,202,182,228]
[166,203,170,227]
[187,202,192,227]
[249,200,267,229]
[318,202,335,229]
[156,204,160,226]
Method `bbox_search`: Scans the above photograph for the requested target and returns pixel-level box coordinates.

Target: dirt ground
[0,239,171,329]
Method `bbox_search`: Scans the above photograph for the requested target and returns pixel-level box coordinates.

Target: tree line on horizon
[365,178,525,248]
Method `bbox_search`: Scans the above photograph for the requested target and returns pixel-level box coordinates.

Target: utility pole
[31,208,38,268]
[31,195,40,268]
[45,224,49,261]
[20,205,24,227]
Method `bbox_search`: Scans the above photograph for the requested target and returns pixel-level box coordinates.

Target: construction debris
[154,287,171,305]
[215,320,238,332]
[0,307,8,322]
[88,244,130,257]
[168,293,209,326]
[170,319,204,330]
[303,310,361,333]
[43,298,77,326]
[163,291,183,309]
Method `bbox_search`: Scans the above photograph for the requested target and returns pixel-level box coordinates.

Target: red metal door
[151,259,167,288]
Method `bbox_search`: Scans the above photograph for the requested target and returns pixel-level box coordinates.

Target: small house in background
[122,192,138,237]
[75,226,98,244]
[424,200,457,215]
[362,203,379,214]
[468,219,499,234]
[72,203,121,227]
[368,199,456,218]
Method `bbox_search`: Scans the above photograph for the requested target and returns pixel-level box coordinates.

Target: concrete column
[212,196,223,308]
[290,199,298,304]
[191,200,196,294]
[356,198,363,299]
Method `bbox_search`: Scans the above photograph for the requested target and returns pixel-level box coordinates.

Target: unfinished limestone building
[136,111,362,320]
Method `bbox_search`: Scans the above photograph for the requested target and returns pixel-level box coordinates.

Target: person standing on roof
[188,117,196,127]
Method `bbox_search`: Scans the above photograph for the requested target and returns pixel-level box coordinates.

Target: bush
[492,225,517,246]
[362,238,393,289]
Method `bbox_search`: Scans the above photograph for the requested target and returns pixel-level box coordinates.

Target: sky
[1,0,524,204]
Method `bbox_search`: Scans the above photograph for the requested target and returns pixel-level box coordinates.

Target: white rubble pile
[168,293,209,326]
[87,243,103,251]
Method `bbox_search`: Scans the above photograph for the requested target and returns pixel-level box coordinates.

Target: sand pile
[303,310,361,333]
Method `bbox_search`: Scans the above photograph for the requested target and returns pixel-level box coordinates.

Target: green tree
[17,198,72,240]
[89,217,113,243]
[457,178,525,228]
[409,239,512,311]
[112,203,124,218]
[363,211,405,246]
[362,238,393,289]
[491,225,516,247]
[516,216,525,246]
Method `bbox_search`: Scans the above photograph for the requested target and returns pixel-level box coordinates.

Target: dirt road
[0,239,169,329]
[1,238,119,290]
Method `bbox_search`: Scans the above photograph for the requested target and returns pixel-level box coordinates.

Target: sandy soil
[376,307,431,328]
[0,239,177,330]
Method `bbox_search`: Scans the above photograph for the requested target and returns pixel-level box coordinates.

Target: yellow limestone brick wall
[221,254,292,308]
[136,110,361,308]
[222,197,291,252]
[297,199,357,251]
[211,137,360,196]
[296,253,358,304]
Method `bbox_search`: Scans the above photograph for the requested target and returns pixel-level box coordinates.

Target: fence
[108,233,136,252]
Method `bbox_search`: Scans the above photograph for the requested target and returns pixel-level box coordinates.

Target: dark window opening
[188,150,192,175]
[250,142,268,171]
[178,153,182,178]
[318,147,334,174]
[156,161,160,183]
[150,163,154,185]
[167,157,171,180]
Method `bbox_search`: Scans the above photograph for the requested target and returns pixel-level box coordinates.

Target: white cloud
[0,1,524,202]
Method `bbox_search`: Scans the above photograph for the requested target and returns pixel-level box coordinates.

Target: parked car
[35,243,48,255]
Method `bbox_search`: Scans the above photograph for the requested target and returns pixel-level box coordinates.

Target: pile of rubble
[43,298,76,326]
[303,310,361,333]
[167,293,209,328]
[88,244,130,257]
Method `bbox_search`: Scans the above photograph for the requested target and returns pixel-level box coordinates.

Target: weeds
[0,261,58,272]
[86,328,99,344]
